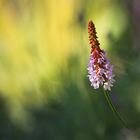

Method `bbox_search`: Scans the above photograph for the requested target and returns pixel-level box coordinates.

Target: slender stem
[103,89,127,127]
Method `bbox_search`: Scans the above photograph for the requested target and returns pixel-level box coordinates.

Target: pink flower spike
[87,21,115,91]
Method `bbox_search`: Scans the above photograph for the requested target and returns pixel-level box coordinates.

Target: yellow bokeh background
[1,2,139,139]
[0,0,128,124]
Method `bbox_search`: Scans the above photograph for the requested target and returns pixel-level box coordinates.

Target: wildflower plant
[87,20,127,127]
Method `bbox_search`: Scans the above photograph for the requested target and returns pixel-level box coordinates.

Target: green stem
[103,89,127,128]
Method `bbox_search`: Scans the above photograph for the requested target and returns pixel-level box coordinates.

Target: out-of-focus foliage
[0,0,140,140]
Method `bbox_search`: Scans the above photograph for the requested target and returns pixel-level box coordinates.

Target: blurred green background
[0,0,140,140]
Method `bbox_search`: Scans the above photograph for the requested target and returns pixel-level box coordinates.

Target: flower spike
[87,20,115,90]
